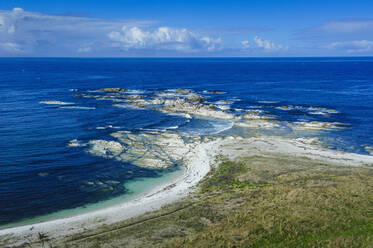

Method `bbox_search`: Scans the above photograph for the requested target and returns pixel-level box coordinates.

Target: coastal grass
[12,154,373,248]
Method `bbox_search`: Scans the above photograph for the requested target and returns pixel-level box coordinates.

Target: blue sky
[0,0,372,57]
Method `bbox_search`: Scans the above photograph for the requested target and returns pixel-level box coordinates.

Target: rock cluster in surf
[64,87,349,169]
[72,87,283,130]
[80,87,344,132]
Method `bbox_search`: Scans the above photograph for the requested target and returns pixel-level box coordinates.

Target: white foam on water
[157,92,184,98]
[248,105,264,109]
[211,120,234,134]
[182,119,234,136]
[67,139,87,147]
[202,90,227,94]
[258,100,279,104]
[96,125,121,130]
[167,126,179,130]
[275,105,305,111]
[308,107,339,114]
[164,111,193,119]
[40,101,74,105]
[113,104,144,110]
[216,105,230,110]
[126,89,148,94]
[309,111,327,115]
[60,106,96,110]
[214,100,232,105]
[139,128,167,132]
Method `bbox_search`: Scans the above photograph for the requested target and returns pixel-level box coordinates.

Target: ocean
[1,57,373,227]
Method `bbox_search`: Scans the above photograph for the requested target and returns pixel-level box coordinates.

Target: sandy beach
[1,135,373,246]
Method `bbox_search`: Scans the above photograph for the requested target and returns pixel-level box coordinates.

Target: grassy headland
[22,152,373,248]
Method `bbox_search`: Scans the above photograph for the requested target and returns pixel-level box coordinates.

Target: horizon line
[0,56,372,59]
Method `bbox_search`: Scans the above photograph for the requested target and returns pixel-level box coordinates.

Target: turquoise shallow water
[1,57,373,227]
[1,165,184,229]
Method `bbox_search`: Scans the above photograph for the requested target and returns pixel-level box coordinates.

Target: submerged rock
[235,120,280,129]
[74,94,86,98]
[203,90,226,94]
[80,181,116,194]
[365,146,373,155]
[276,106,291,111]
[174,88,191,94]
[38,172,49,177]
[291,121,348,131]
[105,180,121,185]
[125,99,151,108]
[245,109,263,115]
[96,88,128,93]
[126,95,144,100]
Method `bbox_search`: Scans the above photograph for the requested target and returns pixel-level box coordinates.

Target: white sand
[1,136,373,245]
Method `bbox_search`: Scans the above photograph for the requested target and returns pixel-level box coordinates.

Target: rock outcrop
[162,98,236,120]
[291,121,348,131]
[110,131,191,168]
[84,131,193,169]
[96,88,128,93]
[88,140,125,158]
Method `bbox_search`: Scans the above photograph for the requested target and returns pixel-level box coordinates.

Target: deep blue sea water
[1,57,373,227]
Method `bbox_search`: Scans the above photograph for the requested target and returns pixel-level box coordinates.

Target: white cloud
[241,36,287,52]
[108,26,222,52]
[0,8,222,56]
[0,42,22,53]
[307,19,373,34]
[7,25,15,34]
[241,40,250,49]
[77,46,92,53]
[297,19,373,43]
[0,8,153,55]
[12,7,24,13]
[328,40,373,53]
[254,36,283,51]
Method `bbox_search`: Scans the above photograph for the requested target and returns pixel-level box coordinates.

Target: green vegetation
[11,154,373,247]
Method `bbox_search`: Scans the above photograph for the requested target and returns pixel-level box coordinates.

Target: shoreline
[0,137,222,245]
[1,135,373,246]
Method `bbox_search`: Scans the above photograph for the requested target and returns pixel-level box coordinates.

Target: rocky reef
[64,87,351,169]
[365,146,373,155]
[95,88,128,93]
[63,87,347,135]
[290,121,348,130]
[161,98,236,120]
[83,131,201,169]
